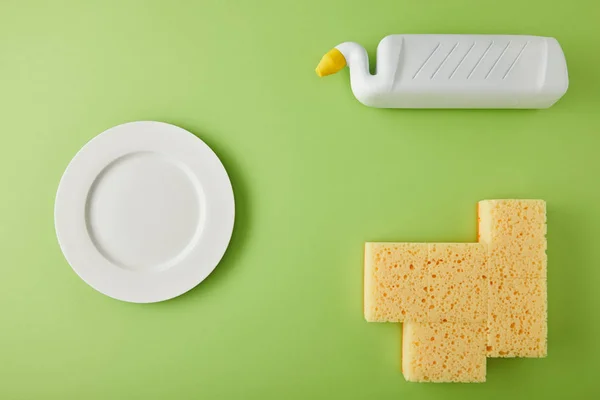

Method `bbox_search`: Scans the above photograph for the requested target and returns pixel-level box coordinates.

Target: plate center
[86,152,202,272]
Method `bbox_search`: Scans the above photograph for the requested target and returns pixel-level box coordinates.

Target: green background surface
[1,0,599,398]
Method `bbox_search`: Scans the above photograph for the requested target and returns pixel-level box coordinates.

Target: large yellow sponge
[364,199,547,382]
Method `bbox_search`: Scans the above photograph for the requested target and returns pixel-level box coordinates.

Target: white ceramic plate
[55,121,235,303]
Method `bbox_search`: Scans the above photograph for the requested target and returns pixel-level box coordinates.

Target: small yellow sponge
[427,243,488,323]
[402,321,486,383]
[480,200,548,358]
[364,199,547,382]
[478,199,547,279]
[487,277,547,357]
[364,243,429,322]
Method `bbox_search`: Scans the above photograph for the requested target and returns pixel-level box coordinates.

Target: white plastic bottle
[316,35,568,109]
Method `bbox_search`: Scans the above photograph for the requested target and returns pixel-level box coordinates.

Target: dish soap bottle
[316,35,568,109]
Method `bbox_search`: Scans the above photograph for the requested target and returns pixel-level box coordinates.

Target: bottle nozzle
[315,48,347,77]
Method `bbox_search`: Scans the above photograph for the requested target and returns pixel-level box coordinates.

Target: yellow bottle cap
[315,48,347,77]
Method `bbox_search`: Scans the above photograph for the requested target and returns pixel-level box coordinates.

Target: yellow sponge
[478,200,547,279]
[487,278,547,357]
[427,243,488,323]
[480,200,548,358]
[364,199,547,382]
[364,243,429,322]
[402,321,486,382]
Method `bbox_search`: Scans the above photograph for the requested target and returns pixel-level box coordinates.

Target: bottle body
[339,35,568,109]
